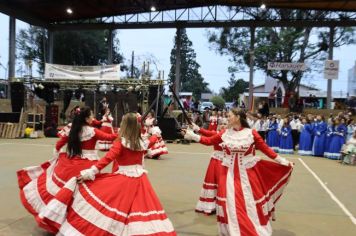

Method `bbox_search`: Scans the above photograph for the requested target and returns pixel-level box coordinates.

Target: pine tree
[168,29,210,99]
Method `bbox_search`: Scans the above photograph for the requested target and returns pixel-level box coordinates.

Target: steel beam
[48,30,54,63]
[50,19,356,31]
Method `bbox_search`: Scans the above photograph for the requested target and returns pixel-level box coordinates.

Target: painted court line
[0,142,52,147]
[169,151,210,155]
[298,158,356,225]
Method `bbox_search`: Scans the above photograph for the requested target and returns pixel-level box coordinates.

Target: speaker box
[158,117,181,140]
[10,82,25,112]
[45,105,59,127]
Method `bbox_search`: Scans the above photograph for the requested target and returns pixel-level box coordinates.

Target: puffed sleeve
[200,130,224,146]
[199,128,217,137]
[252,129,278,159]
[95,140,122,170]
[94,128,118,141]
[55,135,69,151]
[91,119,102,127]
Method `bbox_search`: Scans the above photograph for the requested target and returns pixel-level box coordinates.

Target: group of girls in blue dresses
[266,114,350,160]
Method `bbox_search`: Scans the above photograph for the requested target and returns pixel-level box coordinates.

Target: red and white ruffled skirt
[97,123,115,151]
[38,169,176,235]
[216,155,293,236]
[17,153,98,232]
[195,151,224,215]
[146,137,168,159]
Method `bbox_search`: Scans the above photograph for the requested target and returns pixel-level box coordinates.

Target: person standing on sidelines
[298,117,313,156]
[290,115,301,150]
[312,115,327,157]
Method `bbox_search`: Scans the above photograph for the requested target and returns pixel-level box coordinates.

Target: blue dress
[266,122,280,152]
[298,123,313,156]
[279,126,294,154]
[327,124,347,160]
[312,121,327,157]
[323,125,334,158]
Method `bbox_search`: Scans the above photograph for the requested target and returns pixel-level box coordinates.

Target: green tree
[17,26,125,74]
[169,29,210,99]
[210,96,226,109]
[208,9,355,94]
[220,77,249,102]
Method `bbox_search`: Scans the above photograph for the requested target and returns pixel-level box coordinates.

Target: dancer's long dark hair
[230,108,250,128]
[67,106,92,157]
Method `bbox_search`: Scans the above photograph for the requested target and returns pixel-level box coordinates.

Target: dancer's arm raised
[253,130,293,166]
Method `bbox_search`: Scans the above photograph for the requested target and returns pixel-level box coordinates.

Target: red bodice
[199,128,277,159]
[95,136,158,171]
[55,126,117,152]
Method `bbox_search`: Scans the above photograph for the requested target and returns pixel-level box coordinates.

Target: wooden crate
[0,108,25,139]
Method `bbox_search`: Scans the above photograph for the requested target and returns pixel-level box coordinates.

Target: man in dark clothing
[202,108,210,129]
[288,93,297,112]
[276,88,282,107]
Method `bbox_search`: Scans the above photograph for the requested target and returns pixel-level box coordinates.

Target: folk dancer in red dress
[144,111,168,159]
[209,110,218,131]
[184,108,293,236]
[38,113,176,235]
[97,107,115,151]
[17,106,117,232]
[190,118,227,215]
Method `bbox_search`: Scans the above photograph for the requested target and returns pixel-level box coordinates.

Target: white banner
[44,63,120,80]
[268,62,306,71]
[324,60,339,80]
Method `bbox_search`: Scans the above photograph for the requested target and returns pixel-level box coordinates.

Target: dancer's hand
[184,129,201,142]
[275,156,294,167]
[79,166,99,182]
[189,123,200,132]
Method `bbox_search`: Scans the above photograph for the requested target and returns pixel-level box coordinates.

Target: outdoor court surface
[0,139,355,236]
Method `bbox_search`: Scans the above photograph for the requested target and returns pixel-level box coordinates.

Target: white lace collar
[221,128,254,150]
[121,137,148,151]
[80,126,95,141]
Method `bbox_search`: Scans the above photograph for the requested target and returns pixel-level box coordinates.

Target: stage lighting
[260,3,266,10]
[150,6,156,12]
[38,83,44,90]
[99,84,108,92]
[127,86,134,92]
[135,85,141,92]
[66,8,73,14]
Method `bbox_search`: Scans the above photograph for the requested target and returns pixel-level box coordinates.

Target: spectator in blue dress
[323,119,335,158]
[298,117,313,156]
[327,118,347,160]
[312,115,327,157]
[266,116,280,152]
[279,117,294,154]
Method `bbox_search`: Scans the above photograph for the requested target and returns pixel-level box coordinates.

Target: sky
[0,12,355,96]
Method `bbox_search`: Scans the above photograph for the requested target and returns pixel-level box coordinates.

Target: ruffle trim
[80,126,96,141]
[221,128,254,152]
[121,137,148,151]
[114,165,147,177]
[195,201,216,214]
